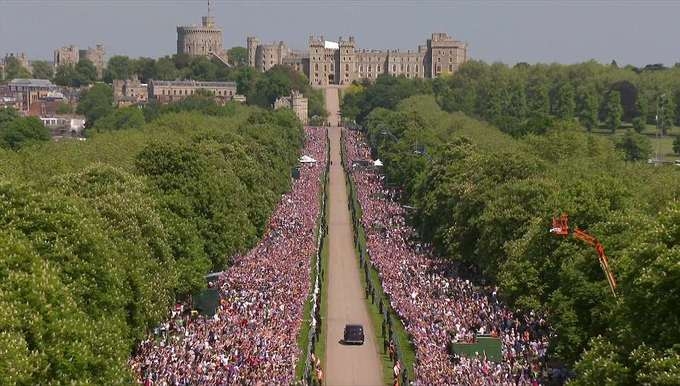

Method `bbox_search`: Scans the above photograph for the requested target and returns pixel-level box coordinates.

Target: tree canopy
[345,86,680,384]
[0,101,303,384]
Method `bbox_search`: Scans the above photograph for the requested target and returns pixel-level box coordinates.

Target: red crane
[550,213,617,297]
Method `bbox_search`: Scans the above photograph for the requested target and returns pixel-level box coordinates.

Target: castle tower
[246,37,260,68]
[427,32,467,77]
[339,36,357,85]
[54,45,79,68]
[80,44,106,78]
[308,36,326,86]
[177,0,224,58]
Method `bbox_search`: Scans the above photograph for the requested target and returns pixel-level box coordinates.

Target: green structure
[449,335,503,363]
[192,288,220,317]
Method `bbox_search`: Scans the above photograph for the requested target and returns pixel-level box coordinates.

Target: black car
[343,324,365,345]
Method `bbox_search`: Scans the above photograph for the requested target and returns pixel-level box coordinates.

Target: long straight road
[323,87,383,385]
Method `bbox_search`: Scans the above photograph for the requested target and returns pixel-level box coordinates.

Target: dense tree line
[343,61,680,139]
[0,108,50,150]
[73,54,327,128]
[1,48,327,122]
[346,90,680,384]
[0,103,303,383]
[102,52,327,121]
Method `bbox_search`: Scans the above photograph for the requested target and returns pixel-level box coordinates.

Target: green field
[590,124,679,162]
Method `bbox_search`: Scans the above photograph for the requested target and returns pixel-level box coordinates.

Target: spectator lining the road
[344,129,549,385]
[130,127,328,385]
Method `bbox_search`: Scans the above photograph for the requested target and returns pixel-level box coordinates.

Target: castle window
[377,65,381,72]
[449,57,452,63]
[437,57,441,62]
[449,64,453,72]
[315,63,319,70]
[392,64,396,72]
[345,63,349,71]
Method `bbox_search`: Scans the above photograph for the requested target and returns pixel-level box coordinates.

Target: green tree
[657,93,674,135]
[571,337,630,386]
[604,91,623,133]
[154,57,179,80]
[31,60,54,79]
[76,83,113,127]
[673,136,680,154]
[577,87,599,131]
[93,106,145,131]
[53,64,78,86]
[227,46,248,66]
[104,55,133,81]
[134,57,156,82]
[2,56,31,80]
[75,59,98,84]
[0,107,19,127]
[553,82,576,120]
[615,130,652,161]
[0,116,50,150]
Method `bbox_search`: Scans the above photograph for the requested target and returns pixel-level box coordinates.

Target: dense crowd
[344,129,550,385]
[129,127,327,385]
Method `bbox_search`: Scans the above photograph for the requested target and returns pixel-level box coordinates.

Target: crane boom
[573,227,617,296]
[550,213,617,297]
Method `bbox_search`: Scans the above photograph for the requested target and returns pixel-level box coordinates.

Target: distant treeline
[343,60,679,136]
[0,102,303,383]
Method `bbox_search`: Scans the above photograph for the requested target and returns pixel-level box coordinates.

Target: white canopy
[299,155,317,163]
[324,40,339,50]
[373,159,384,167]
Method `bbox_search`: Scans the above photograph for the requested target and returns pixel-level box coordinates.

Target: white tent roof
[299,155,317,163]
[324,41,339,50]
[373,159,383,167]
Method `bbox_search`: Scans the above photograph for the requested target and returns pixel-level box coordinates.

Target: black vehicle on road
[343,324,365,345]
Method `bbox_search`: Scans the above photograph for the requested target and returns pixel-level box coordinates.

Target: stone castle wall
[246,33,468,86]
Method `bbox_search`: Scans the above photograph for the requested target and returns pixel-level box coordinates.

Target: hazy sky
[1,0,678,67]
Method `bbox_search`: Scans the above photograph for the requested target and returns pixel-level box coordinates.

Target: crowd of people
[129,127,328,385]
[344,129,550,385]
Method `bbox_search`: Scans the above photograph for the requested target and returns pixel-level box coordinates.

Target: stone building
[79,44,106,78]
[149,80,237,104]
[274,90,308,124]
[54,45,79,68]
[176,0,226,63]
[113,78,148,107]
[1,53,32,77]
[247,38,307,72]
[246,32,468,86]
[7,78,58,111]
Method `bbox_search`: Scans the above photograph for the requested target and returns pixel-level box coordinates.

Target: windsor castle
[178,3,468,86]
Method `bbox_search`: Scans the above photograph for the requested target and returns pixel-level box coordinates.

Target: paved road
[324,87,383,386]
[324,86,341,127]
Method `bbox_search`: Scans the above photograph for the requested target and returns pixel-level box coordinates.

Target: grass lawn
[589,124,679,162]
[315,220,329,372]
